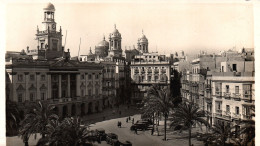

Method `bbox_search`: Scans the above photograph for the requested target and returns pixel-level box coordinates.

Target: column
[76,74,80,96]
[58,74,61,98]
[47,73,51,99]
[24,72,29,101]
[152,68,155,82]
[67,74,70,98]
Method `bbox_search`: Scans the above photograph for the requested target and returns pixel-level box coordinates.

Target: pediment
[16,84,25,91]
[29,84,37,91]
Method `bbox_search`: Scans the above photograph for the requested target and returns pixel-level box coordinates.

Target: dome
[138,30,148,43]
[111,24,121,38]
[97,36,109,47]
[44,3,55,11]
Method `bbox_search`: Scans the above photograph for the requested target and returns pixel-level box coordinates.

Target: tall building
[130,31,171,103]
[5,3,104,118]
[180,49,255,129]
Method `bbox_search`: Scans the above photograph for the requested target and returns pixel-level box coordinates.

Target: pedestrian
[119,121,122,128]
[129,116,131,120]
[156,126,159,136]
[126,118,128,123]
[117,121,120,128]
[135,127,138,134]
[132,118,134,124]
[151,128,154,135]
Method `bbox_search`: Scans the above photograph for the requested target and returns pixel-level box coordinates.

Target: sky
[5,1,254,57]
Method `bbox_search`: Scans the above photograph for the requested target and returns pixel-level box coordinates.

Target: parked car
[120,141,132,146]
[106,133,118,145]
[96,128,107,141]
[130,123,147,131]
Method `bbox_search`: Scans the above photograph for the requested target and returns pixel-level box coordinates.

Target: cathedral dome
[138,30,148,43]
[44,3,55,11]
[110,24,121,38]
[97,36,109,47]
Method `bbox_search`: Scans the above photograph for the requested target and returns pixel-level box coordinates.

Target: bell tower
[108,24,122,57]
[36,3,63,59]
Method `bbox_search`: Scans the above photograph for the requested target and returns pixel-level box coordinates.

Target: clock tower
[36,3,63,59]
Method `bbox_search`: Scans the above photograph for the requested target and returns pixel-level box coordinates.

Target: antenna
[78,37,81,60]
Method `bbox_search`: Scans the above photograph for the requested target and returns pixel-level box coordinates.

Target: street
[89,114,204,146]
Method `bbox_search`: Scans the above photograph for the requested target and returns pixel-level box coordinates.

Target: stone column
[47,73,52,99]
[76,74,80,97]
[67,74,70,98]
[58,74,61,98]
[152,68,155,82]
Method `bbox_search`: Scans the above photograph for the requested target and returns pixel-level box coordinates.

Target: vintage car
[96,128,107,141]
[106,133,118,145]
[130,123,148,131]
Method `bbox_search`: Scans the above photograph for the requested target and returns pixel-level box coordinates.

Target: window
[221,66,224,72]
[81,90,84,97]
[148,76,151,82]
[226,85,229,93]
[30,93,34,101]
[96,74,99,79]
[235,107,239,115]
[226,105,230,113]
[88,74,92,80]
[81,74,85,80]
[232,64,237,72]
[41,75,45,81]
[88,89,92,96]
[243,84,251,98]
[18,93,23,102]
[41,92,45,100]
[95,89,99,95]
[235,86,239,94]
[18,74,23,81]
[30,75,35,81]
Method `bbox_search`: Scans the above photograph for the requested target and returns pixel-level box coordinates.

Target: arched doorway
[81,103,85,116]
[88,102,92,114]
[62,105,68,118]
[71,104,76,117]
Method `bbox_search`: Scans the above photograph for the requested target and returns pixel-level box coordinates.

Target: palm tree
[206,122,232,146]
[47,117,91,146]
[6,100,21,136]
[146,85,173,141]
[170,101,209,146]
[19,101,58,145]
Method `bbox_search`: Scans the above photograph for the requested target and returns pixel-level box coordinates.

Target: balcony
[199,90,204,96]
[224,92,231,100]
[205,84,211,91]
[215,109,222,117]
[141,70,146,74]
[161,69,166,73]
[134,69,139,74]
[233,93,241,101]
[242,114,253,120]
[147,69,152,73]
[154,69,159,74]
[222,111,231,119]
[232,113,241,119]
[215,91,222,98]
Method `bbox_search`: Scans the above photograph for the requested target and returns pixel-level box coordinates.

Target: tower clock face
[52,24,56,29]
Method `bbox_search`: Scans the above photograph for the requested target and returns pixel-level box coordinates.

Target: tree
[146,85,173,141]
[19,101,58,145]
[6,100,22,136]
[46,117,92,146]
[170,101,209,146]
[205,122,232,146]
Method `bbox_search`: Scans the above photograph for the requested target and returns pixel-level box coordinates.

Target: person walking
[132,118,134,124]
[126,118,128,123]
[151,128,154,135]
[135,127,138,134]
